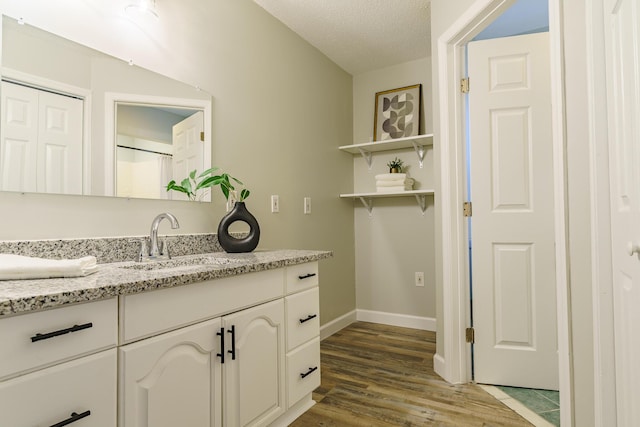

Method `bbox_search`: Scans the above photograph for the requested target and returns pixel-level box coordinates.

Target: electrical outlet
[304,197,311,214]
[271,195,279,213]
[415,272,424,287]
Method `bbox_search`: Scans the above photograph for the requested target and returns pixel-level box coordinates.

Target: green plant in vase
[216,173,251,202]
[166,168,250,202]
[166,167,258,253]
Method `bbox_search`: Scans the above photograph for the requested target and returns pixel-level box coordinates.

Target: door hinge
[200,131,205,142]
[466,327,475,343]
[461,77,470,94]
[463,201,472,217]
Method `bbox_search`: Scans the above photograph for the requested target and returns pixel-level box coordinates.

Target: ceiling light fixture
[125,0,159,19]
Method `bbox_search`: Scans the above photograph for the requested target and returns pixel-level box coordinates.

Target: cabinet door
[119,317,223,427]
[0,349,116,426]
[223,299,285,427]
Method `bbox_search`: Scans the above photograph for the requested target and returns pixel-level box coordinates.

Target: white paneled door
[1,81,39,192]
[1,81,83,194]
[172,110,204,200]
[603,0,640,424]
[37,90,83,194]
[468,32,558,390]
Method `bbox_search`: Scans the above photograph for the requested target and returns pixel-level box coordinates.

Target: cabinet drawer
[0,349,117,426]
[121,268,284,342]
[286,262,318,294]
[285,287,319,351]
[286,337,320,408]
[0,298,117,379]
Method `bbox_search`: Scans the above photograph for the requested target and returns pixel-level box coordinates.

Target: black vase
[217,202,260,253]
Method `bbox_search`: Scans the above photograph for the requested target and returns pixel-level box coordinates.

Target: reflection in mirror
[0,15,212,200]
[115,104,204,200]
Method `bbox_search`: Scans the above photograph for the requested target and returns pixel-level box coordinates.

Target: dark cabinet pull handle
[49,410,91,427]
[299,314,317,324]
[298,273,316,280]
[300,366,318,379]
[216,327,225,364]
[227,325,236,360]
[31,322,93,343]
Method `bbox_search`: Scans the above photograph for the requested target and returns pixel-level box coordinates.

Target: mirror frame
[104,92,212,200]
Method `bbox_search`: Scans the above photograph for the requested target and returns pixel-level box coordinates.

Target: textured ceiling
[252,0,431,76]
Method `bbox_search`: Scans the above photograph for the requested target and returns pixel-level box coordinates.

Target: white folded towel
[375,173,407,181]
[0,254,98,281]
[376,178,415,187]
[377,185,414,193]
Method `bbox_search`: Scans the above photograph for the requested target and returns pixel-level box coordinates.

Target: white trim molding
[547,2,573,426]
[356,309,436,331]
[585,0,617,425]
[320,310,356,341]
[435,0,518,386]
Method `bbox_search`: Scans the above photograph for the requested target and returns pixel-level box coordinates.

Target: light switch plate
[304,197,311,214]
[271,195,279,213]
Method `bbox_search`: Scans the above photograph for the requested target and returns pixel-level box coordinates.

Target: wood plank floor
[291,322,533,427]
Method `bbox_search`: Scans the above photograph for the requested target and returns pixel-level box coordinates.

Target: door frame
[434,0,572,426]
[586,0,624,425]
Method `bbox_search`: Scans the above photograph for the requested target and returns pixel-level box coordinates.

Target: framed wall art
[373,84,422,141]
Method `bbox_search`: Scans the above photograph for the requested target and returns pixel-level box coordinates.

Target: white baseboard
[434,353,446,379]
[356,309,437,331]
[320,309,357,340]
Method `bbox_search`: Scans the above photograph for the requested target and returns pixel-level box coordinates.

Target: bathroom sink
[120,255,242,271]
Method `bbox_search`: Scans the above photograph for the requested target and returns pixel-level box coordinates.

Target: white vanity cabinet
[119,300,285,427]
[0,259,322,427]
[119,262,319,427]
[0,297,118,426]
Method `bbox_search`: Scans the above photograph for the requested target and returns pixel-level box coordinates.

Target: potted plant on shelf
[166,168,259,253]
[387,157,404,173]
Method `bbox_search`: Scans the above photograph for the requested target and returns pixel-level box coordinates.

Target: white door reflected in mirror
[115,104,205,201]
[0,81,83,195]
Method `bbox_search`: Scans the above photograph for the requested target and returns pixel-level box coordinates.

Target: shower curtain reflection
[116,145,172,200]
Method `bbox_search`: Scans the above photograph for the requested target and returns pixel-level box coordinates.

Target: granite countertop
[0,249,332,317]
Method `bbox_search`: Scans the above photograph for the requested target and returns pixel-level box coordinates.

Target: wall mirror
[0,15,212,200]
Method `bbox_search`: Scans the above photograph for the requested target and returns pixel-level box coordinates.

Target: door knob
[627,241,640,256]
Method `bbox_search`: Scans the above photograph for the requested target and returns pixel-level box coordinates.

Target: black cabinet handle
[49,410,91,427]
[298,273,316,280]
[300,366,318,379]
[299,314,317,324]
[216,327,225,364]
[227,325,236,360]
[31,322,93,343]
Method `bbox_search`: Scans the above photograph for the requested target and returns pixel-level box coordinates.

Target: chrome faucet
[142,213,180,261]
